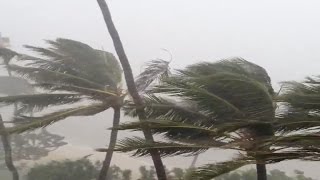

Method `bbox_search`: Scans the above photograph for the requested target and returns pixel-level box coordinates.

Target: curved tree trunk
[189,154,199,169]
[98,107,121,180]
[256,162,267,180]
[0,115,19,180]
[95,1,167,179]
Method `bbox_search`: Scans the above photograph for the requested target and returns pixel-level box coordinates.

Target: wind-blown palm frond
[8,65,105,90]
[188,159,250,180]
[5,103,109,134]
[0,93,82,113]
[23,39,122,88]
[96,136,209,157]
[33,83,117,98]
[135,59,170,92]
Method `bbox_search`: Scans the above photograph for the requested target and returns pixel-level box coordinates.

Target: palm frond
[8,65,105,89]
[5,103,109,134]
[29,38,122,87]
[34,83,117,98]
[0,93,82,113]
[188,159,250,180]
[124,94,212,123]
[135,59,170,92]
[96,136,209,157]
[151,71,274,120]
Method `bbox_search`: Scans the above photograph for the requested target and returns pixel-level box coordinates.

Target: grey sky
[1,0,320,85]
[1,0,320,178]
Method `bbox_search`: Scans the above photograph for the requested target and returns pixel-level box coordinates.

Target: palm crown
[0,38,122,133]
[111,58,319,179]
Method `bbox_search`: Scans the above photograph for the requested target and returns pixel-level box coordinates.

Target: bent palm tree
[96,0,167,179]
[104,59,319,180]
[0,39,172,180]
[0,39,124,179]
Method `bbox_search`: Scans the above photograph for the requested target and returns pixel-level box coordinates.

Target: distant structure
[0,33,11,48]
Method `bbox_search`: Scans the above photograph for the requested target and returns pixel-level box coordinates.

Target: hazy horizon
[1,0,320,179]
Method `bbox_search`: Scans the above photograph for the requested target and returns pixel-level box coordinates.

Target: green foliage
[215,169,314,180]
[119,58,320,178]
[0,38,122,134]
[27,159,99,180]
[26,159,132,180]
[0,129,67,169]
[138,166,156,180]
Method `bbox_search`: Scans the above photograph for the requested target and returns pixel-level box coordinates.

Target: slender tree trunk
[95,1,167,179]
[189,154,199,169]
[98,107,121,180]
[0,115,19,180]
[256,162,267,180]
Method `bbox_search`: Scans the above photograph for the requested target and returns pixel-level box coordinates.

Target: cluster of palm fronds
[2,40,320,180]
[0,39,171,180]
[99,58,320,179]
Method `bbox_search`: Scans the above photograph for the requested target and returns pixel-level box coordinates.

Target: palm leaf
[8,65,105,89]
[135,59,170,92]
[4,103,109,134]
[0,93,82,113]
[188,159,250,180]
[96,136,209,157]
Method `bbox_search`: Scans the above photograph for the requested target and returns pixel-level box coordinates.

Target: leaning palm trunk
[256,163,267,180]
[96,0,167,179]
[0,115,19,180]
[189,155,199,169]
[98,107,121,180]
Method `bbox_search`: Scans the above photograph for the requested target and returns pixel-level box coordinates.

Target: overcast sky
[1,0,320,177]
[1,0,320,87]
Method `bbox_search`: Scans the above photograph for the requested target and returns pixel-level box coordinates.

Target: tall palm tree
[0,39,124,180]
[103,58,319,180]
[96,0,167,179]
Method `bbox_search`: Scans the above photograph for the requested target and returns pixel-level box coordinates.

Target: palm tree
[0,115,19,180]
[104,58,319,180]
[0,39,124,180]
[96,0,167,179]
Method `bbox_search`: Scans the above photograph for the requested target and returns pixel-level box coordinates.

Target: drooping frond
[23,39,122,88]
[96,136,209,157]
[281,77,320,111]
[5,103,109,134]
[275,110,320,132]
[114,119,270,142]
[34,83,117,98]
[185,58,273,94]
[135,59,170,92]
[8,65,105,89]
[0,93,83,113]
[124,94,211,123]
[188,159,250,180]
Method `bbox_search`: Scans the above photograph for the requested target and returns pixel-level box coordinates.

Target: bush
[26,159,99,180]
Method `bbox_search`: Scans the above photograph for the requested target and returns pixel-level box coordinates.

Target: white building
[0,33,10,48]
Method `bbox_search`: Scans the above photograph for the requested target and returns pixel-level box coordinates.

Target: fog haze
[1,0,320,178]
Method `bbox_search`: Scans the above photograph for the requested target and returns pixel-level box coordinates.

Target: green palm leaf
[188,159,250,180]
[0,93,82,113]
[5,103,109,134]
[97,136,209,157]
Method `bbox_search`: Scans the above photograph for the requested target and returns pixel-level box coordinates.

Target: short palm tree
[0,39,124,180]
[105,58,318,180]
